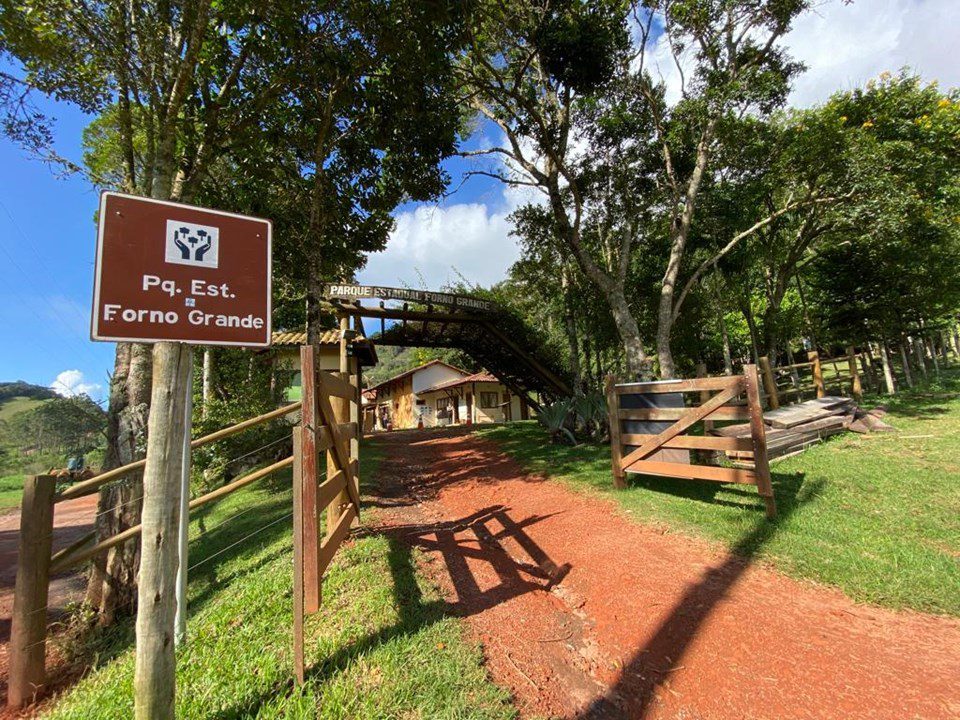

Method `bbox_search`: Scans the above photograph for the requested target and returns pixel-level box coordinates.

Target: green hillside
[0,395,48,421]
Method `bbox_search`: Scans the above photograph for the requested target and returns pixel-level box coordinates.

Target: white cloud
[358,178,547,291]
[648,0,960,108]
[786,0,960,106]
[51,369,102,400]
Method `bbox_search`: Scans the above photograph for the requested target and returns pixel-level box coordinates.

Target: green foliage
[535,0,628,93]
[190,348,288,493]
[0,395,104,457]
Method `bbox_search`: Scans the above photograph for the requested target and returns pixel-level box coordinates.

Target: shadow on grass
[209,500,567,719]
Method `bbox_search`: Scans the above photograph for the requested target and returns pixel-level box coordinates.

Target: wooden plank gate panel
[292,343,362,683]
[606,365,776,519]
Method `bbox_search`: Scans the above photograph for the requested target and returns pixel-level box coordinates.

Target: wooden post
[299,346,320,613]
[134,341,192,720]
[743,365,777,519]
[846,346,862,401]
[758,356,779,409]
[604,376,626,489]
[292,431,305,684]
[329,314,350,533]
[899,341,914,388]
[349,370,360,528]
[7,475,56,708]
[808,351,825,398]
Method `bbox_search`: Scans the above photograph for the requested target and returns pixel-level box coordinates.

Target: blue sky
[1,0,957,400]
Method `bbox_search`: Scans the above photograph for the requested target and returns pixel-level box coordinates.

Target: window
[415,399,426,406]
[437,397,452,410]
[480,391,499,409]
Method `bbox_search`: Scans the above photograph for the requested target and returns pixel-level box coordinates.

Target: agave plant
[570,392,608,441]
[537,399,576,445]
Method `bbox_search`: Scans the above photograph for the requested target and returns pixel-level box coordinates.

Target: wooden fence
[292,344,361,683]
[758,348,863,410]
[8,335,364,707]
[605,365,776,519]
[7,401,302,707]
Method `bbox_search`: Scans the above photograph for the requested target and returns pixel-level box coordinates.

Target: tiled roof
[270,330,378,366]
[368,359,470,393]
[419,371,499,394]
[271,330,342,346]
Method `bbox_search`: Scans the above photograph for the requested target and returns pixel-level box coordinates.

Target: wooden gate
[292,344,361,682]
[605,365,776,519]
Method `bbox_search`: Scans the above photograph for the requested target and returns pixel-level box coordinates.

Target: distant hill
[0,381,57,404]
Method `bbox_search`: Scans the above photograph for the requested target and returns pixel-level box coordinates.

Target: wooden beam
[625,459,756,485]
[618,406,750,421]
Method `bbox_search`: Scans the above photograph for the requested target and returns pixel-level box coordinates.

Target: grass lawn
[0,473,24,512]
[481,370,960,617]
[43,443,514,719]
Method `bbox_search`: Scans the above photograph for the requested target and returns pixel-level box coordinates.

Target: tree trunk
[306,259,328,345]
[926,336,940,377]
[899,340,914,388]
[656,120,717,380]
[718,308,733,375]
[879,341,896,394]
[582,334,595,392]
[911,336,928,380]
[561,269,583,396]
[742,303,762,367]
[134,342,192,720]
[85,341,152,624]
[201,348,213,419]
[786,345,801,388]
[608,288,652,380]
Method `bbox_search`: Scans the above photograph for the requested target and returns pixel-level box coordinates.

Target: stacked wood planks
[712,396,893,462]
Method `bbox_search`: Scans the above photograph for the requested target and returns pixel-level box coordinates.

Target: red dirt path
[370,428,960,720]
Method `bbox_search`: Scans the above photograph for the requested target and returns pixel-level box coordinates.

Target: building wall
[411,364,466,394]
[417,381,528,427]
[277,347,359,402]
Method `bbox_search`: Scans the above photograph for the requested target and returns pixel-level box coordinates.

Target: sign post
[91,192,271,719]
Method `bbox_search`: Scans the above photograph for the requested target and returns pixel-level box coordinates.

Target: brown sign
[91,192,272,347]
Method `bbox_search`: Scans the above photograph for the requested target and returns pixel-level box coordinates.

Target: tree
[458,0,809,377]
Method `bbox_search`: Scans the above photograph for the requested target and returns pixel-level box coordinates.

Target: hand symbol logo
[194,230,212,261]
[173,227,192,259]
[165,220,219,268]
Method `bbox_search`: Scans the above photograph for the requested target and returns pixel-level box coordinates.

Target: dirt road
[370,429,960,720]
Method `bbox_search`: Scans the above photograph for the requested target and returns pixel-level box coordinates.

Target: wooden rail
[56,401,302,502]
